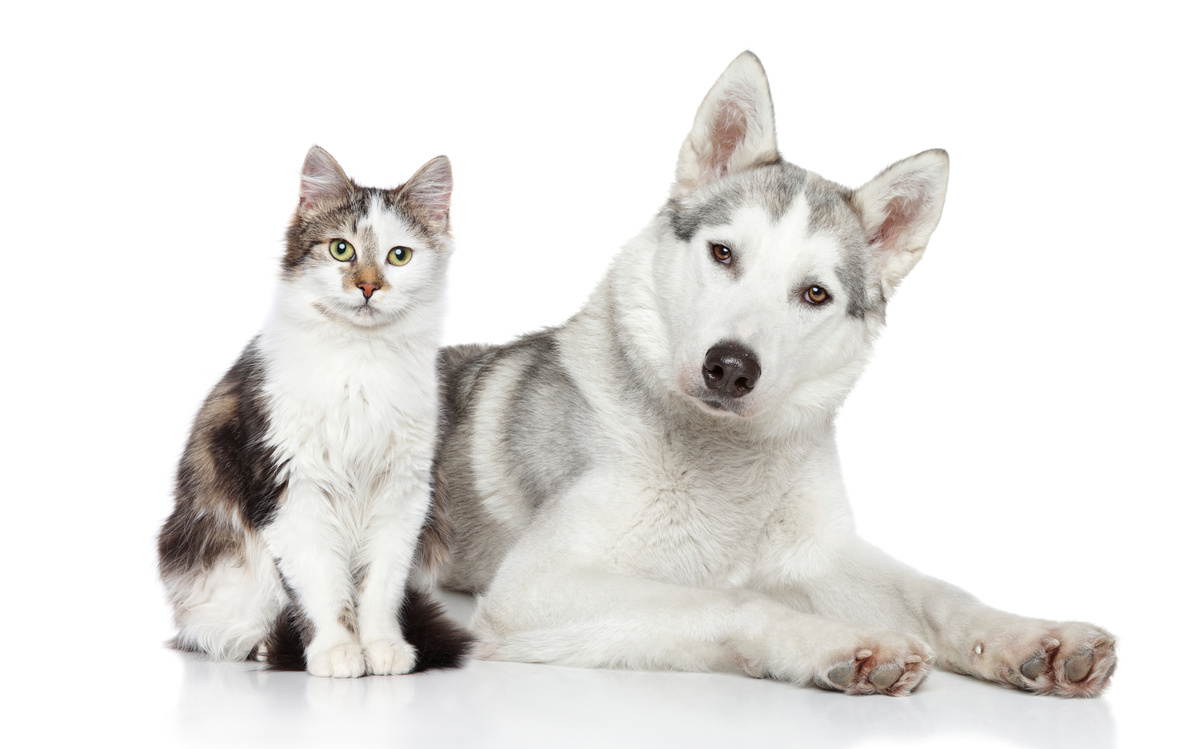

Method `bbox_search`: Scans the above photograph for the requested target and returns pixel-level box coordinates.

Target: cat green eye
[388,246,413,266]
[329,239,355,262]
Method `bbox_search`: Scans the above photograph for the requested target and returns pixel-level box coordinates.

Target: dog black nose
[702,342,761,398]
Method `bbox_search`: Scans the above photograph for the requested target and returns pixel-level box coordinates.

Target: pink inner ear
[414,180,451,222]
[708,94,750,178]
[299,182,324,212]
[875,178,933,249]
[406,168,452,225]
[877,195,912,247]
[300,158,350,210]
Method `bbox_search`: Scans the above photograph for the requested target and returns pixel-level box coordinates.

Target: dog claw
[1021,654,1046,680]
[870,665,904,690]
[1064,652,1094,683]
[828,663,857,687]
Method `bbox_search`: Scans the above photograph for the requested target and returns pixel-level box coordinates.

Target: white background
[2,1,1184,747]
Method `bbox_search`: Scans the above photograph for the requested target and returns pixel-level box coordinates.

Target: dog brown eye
[710,243,732,264]
[804,286,830,305]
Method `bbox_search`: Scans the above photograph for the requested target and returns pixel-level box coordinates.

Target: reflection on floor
[165,591,1117,749]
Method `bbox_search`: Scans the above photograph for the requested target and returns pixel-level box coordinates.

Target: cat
[157,146,471,677]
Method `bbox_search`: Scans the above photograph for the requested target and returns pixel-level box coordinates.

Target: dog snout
[702,342,761,398]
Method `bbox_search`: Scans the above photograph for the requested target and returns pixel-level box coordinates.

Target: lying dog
[426,52,1116,696]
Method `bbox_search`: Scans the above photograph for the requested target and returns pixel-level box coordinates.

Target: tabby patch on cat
[157,146,472,677]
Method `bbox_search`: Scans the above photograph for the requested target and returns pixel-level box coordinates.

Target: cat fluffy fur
[157,147,471,677]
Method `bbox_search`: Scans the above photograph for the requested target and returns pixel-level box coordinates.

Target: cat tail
[262,602,308,671]
[263,590,473,673]
[400,588,474,672]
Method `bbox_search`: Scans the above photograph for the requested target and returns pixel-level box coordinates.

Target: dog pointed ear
[672,51,779,198]
[299,146,353,213]
[850,149,949,294]
[400,155,453,231]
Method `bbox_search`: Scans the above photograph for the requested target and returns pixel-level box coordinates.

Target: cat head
[281,146,453,328]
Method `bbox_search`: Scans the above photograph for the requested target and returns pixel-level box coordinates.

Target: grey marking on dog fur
[833,236,873,319]
[801,181,877,319]
[500,331,594,510]
[666,161,811,242]
[668,192,736,243]
[432,343,524,592]
[430,331,595,593]
[604,288,669,416]
[664,161,879,319]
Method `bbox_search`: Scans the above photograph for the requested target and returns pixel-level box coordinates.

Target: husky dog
[432,53,1116,696]
[158,147,471,677]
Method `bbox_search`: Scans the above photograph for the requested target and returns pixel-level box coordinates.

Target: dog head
[639,52,948,420]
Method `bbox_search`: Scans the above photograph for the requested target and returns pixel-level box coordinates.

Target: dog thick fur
[432,52,1116,696]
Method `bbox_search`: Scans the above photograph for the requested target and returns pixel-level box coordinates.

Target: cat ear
[401,156,453,231]
[672,51,779,198]
[299,146,352,212]
[850,149,950,295]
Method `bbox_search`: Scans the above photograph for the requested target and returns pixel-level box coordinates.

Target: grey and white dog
[428,52,1116,696]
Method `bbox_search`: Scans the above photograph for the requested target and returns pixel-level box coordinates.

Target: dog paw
[306,642,367,678]
[973,621,1116,697]
[814,633,934,696]
[364,639,417,676]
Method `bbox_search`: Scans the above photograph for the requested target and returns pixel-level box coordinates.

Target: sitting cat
[157,146,471,677]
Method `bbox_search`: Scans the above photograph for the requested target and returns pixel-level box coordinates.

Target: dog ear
[850,149,949,294]
[400,155,453,232]
[672,51,779,198]
[299,146,353,213]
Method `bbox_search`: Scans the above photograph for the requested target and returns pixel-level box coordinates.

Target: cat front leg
[353,477,433,675]
[263,478,366,678]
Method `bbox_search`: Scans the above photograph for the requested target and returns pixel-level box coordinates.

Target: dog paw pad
[1021,654,1046,680]
[976,623,1116,697]
[870,665,904,690]
[828,663,857,687]
[1064,651,1094,683]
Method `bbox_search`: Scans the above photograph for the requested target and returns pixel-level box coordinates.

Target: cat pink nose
[358,283,378,299]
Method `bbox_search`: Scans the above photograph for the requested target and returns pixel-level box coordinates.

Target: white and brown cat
[158,146,470,677]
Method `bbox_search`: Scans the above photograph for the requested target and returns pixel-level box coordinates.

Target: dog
[425,51,1116,696]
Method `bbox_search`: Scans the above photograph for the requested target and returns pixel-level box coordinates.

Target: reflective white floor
[31,590,1169,749]
[165,654,1116,749]
[5,4,1183,747]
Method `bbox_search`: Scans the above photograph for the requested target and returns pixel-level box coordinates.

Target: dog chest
[591,440,791,586]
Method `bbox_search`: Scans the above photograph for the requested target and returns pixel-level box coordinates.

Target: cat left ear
[401,156,453,232]
[299,146,352,213]
[850,149,949,295]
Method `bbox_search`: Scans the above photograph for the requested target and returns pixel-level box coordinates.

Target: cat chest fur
[259,328,438,509]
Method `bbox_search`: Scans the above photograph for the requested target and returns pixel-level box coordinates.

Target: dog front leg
[769,536,1117,697]
[473,561,933,695]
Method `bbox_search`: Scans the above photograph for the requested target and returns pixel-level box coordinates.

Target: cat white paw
[306,642,367,678]
[364,639,417,676]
